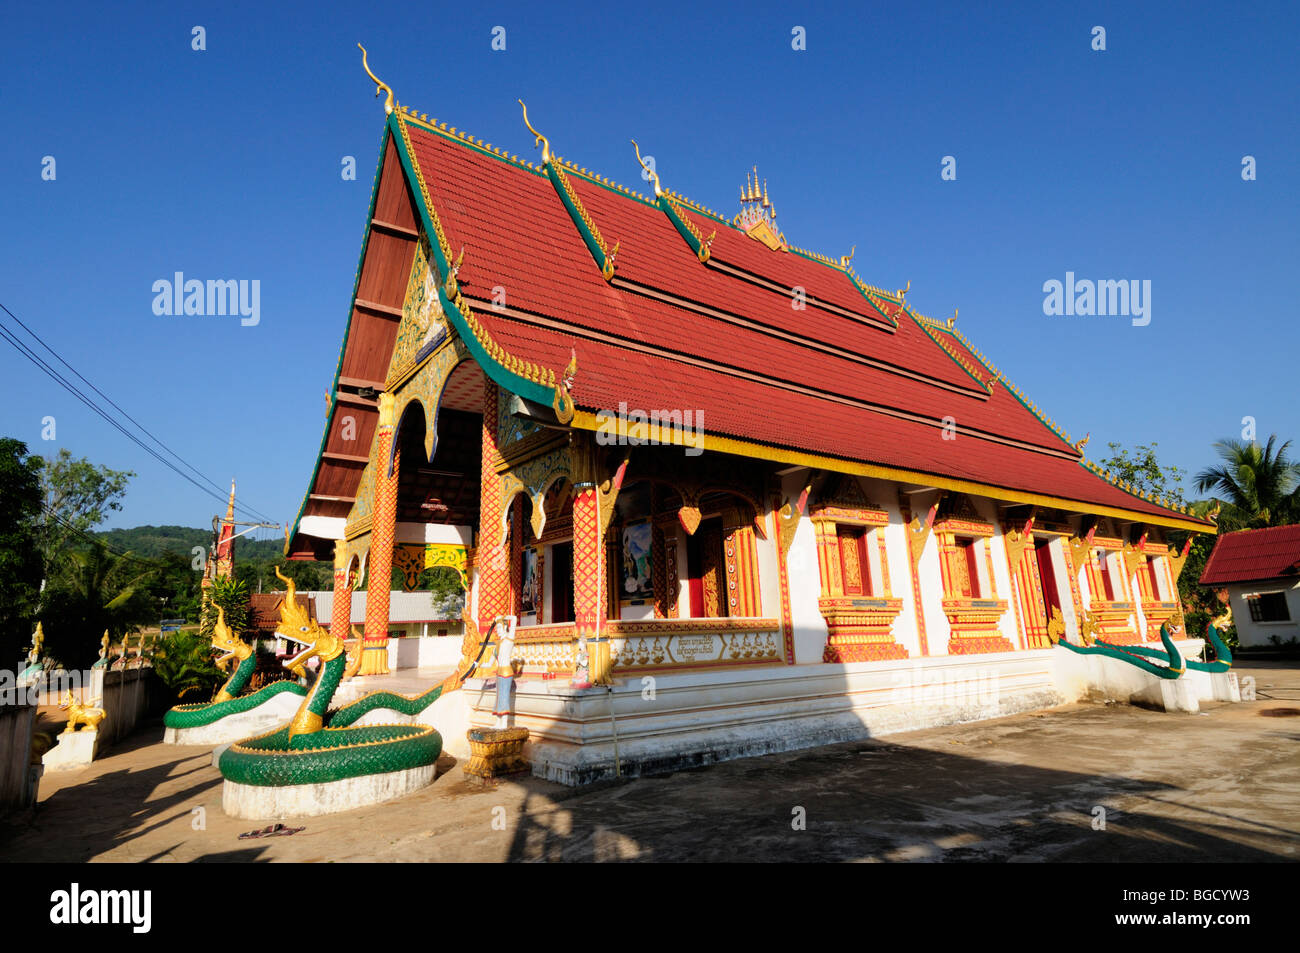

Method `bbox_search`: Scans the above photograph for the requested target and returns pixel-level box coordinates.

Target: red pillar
[360,393,397,676]
[570,435,609,686]
[477,381,510,632]
[334,542,358,676]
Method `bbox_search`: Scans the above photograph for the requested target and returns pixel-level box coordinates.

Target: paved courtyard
[3,662,1298,863]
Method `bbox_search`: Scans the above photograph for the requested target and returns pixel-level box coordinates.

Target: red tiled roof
[248,592,314,634]
[1199,525,1300,585]
[402,119,1202,526]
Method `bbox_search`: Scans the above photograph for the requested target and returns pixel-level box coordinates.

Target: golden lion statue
[59,690,105,734]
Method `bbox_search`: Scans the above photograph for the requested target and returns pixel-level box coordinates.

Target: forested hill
[94,525,287,561]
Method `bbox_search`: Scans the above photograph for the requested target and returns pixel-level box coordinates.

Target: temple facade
[285,70,1211,781]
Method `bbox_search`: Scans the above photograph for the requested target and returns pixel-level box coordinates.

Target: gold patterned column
[723,520,761,616]
[477,381,510,631]
[509,498,524,615]
[333,542,362,677]
[571,435,609,686]
[360,393,397,676]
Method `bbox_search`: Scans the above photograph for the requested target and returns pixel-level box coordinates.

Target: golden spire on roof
[518,99,551,166]
[737,165,785,250]
[357,44,395,115]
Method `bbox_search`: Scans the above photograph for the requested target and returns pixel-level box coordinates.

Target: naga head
[210,604,252,670]
[273,566,344,676]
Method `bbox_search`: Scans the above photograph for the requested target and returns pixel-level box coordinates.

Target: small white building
[1199,525,1300,648]
[310,590,464,671]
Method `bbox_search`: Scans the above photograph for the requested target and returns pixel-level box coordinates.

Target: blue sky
[2,0,1297,532]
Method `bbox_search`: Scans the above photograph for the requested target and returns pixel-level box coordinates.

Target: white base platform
[221,764,437,819]
[42,729,99,772]
[163,691,304,747]
[1050,638,1219,713]
[465,651,1065,785]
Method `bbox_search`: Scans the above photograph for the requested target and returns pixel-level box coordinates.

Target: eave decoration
[1003,513,1037,566]
[522,101,620,282]
[631,140,716,264]
[1166,537,1193,584]
[778,484,812,557]
[361,49,570,420]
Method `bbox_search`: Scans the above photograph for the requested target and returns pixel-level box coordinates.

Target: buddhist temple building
[284,58,1212,781]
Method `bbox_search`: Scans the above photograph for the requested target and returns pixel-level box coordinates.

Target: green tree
[38,543,160,668]
[419,566,466,617]
[37,449,134,568]
[1100,443,1218,636]
[144,551,205,623]
[1193,435,1300,530]
[0,439,45,665]
[151,630,224,702]
[1098,441,1186,505]
[202,576,250,638]
[236,558,330,595]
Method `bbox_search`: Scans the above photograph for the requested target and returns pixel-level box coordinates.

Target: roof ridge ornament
[736,165,786,251]
[518,100,551,166]
[357,44,395,115]
[630,139,662,197]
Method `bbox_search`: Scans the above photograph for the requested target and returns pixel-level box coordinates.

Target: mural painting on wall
[622,522,654,601]
[521,549,541,615]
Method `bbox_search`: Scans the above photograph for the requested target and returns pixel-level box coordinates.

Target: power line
[0,301,279,525]
[0,318,250,522]
[38,503,171,571]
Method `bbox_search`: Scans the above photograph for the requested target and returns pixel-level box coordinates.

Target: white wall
[782,470,829,663]
[1228,580,1300,647]
[912,490,951,655]
[869,477,922,657]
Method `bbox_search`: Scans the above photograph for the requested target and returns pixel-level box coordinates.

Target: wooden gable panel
[325,406,377,455]
[373,138,419,233]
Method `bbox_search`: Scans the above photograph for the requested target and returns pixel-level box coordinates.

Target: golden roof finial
[841,244,855,268]
[762,179,770,208]
[518,99,551,166]
[630,139,662,197]
[357,44,394,115]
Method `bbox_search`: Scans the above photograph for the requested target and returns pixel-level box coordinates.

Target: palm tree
[1193,435,1300,530]
[152,629,224,701]
[39,543,160,668]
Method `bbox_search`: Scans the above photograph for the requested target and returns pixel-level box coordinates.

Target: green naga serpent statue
[1048,607,1185,679]
[164,603,307,731]
[1116,608,1234,675]
[219,568,444,789]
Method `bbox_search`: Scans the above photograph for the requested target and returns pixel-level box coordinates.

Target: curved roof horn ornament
[518,100,552,166]
[630,139,663,197]
[358,44,395,114]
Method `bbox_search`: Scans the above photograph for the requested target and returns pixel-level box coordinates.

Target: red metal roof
[402,119,1202,526]
[1199,525,1300,585]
